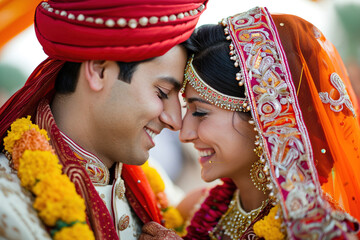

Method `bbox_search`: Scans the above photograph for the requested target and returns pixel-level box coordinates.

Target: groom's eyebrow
[158,76,181,91]
[187,97,211,105]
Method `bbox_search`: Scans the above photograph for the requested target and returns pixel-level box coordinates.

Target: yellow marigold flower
[36,194,86,226]
[163,206,184,230]
[33,173,86,226]
[253,205,285,240]
[141,161,165,193]
[177,227,187,237]
[3,116,49,153]
[53,222,95,240]
[18,150,62,190]
[12,129,54,171]
[59,194,87,224]
[4,117,94,238]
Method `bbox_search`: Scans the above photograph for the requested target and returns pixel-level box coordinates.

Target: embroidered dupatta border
[226,7,347,238]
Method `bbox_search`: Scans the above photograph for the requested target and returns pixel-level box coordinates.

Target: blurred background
[1,0,359,193]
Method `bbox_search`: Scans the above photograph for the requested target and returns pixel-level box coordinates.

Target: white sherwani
[0,146,182,239]
[0,154,51,240]
[0,134,143,240]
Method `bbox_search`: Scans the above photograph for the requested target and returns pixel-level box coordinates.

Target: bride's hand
[139,221,182,240]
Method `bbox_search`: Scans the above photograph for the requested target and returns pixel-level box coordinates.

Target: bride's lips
[196,148,215,164]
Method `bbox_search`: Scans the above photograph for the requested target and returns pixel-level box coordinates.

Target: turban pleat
[36,0,207,62]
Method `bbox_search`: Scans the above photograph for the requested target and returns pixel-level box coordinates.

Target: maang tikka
[181,55,250,112]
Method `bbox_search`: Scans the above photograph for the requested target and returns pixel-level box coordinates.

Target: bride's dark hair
[183,24,252,135]
[183,24,246,99]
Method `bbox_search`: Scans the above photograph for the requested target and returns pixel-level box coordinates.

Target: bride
[140,7,360,240]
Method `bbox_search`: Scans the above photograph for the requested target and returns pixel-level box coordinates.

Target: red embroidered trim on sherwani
[35,99,162,239]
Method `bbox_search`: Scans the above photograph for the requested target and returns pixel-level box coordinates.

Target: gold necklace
[210,189,268,240]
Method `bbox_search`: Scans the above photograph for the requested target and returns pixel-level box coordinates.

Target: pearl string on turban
[36,0,207,62]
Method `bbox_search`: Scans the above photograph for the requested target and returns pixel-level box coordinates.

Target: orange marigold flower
[156,191,169,209]
[18,150,62,190]
[53,222,95,240]
[3,116,49,153]
[12,129,54,170]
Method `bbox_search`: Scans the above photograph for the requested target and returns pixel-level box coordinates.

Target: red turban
[0,0,208,140]
[36,0,207,62]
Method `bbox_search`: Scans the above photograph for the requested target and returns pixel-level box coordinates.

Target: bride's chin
[201,169,217,183]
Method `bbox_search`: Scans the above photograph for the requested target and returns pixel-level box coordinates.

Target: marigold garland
[3,116,94,240]
[12,128,54,170]
[33,173,87,226]
[53,222,94,240]
[163,206,186,233]
[253,205,285,240]
[141,161,185,236]
[141,161,165,193]
[18,150,62,190]
[3,116,48,154]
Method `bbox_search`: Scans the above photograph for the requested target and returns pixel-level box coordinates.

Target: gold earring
[249,120,270,194]
[250,156,269,194]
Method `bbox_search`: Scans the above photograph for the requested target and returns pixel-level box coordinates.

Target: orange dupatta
[0,0,41,48]
[273,13,360,221]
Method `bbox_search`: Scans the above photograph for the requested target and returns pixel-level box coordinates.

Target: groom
[0,0,207,239]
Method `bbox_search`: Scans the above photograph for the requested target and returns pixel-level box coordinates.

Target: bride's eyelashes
[182,101,209,117]
[192,111,207,117]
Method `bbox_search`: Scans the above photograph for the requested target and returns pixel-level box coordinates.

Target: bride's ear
[84,60,106,92]
[234,112,254,134]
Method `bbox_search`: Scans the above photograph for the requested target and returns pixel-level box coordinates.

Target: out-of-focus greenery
[0,63,26,94]
[335,3,360,61]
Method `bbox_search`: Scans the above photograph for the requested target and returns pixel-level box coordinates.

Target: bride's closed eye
[192,111,207,117]
[182,101,209,118]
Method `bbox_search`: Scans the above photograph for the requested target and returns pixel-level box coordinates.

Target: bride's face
[180,85,257,182]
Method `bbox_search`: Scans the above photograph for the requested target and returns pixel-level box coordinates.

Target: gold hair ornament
[181,56,249,112]
[220,19,248,91]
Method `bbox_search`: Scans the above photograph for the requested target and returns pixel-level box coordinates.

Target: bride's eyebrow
[187,97,211,105]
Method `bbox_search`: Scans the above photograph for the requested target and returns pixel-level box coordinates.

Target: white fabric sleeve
[0,154,51,240]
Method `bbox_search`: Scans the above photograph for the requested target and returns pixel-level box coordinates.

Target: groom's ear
[84,60,106,92]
